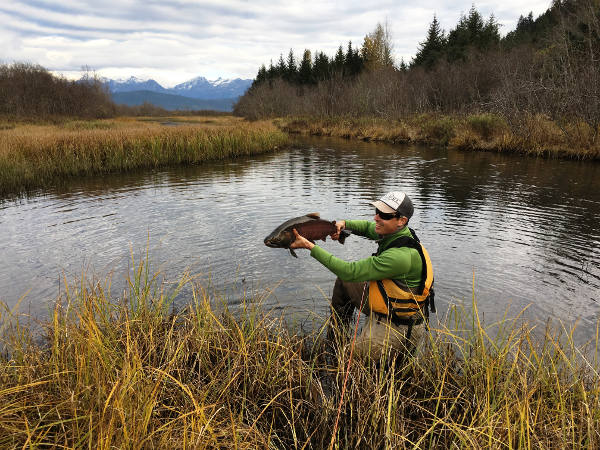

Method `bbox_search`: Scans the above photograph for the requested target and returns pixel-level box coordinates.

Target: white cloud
[2,1,552,85]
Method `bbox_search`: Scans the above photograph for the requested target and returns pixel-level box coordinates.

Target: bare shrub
[0,63,116,121]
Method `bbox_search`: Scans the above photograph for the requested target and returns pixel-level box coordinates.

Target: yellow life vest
[368,232,435,325]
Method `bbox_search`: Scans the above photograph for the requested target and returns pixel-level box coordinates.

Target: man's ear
[398,216,408,227]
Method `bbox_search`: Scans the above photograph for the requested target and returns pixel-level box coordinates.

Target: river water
[1,136,599,343]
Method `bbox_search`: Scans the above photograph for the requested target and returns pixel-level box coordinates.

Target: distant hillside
[111,90,237,111]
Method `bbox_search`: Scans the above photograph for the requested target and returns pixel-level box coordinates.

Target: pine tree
[267,60,276,80]
[253,64,267,87]
[276,54,286,78]
[446,13,469,62]
[285,49,297,82]
[334,45,345,75]
[466,5,485,42]
[504,12,536,46]
[412,15,446,69]
[298,49,313,84]
[345,41,364,76]
[313,51,330,81]
[344,41,361,76]
[480,14,501,50]
[446,6,499,61]
[398,58,408,72]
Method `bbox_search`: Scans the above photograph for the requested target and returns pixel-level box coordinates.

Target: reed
[277,114,600,160]
[0,116,288,196]
[1,263,598,448]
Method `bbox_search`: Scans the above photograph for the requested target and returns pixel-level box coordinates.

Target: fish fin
[290,248,298,258]
[339,230,351,245]
[306,213,320,219]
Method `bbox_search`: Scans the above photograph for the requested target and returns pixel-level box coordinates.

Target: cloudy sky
[2,1,551,87]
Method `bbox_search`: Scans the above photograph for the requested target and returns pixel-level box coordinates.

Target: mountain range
[102,76,253,111]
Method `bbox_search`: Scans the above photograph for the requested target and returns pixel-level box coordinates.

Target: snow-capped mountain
[172,76,252,99]
[94,75,253,111]
[100,75,252,100]
[102,76,168,94]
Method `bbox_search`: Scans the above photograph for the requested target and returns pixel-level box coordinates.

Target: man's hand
[290,229,315,251]
[331,220,346,241]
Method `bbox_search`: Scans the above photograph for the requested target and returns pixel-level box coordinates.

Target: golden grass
[277,114,600,160]
[0,116,288,195]
[1,260,598,448]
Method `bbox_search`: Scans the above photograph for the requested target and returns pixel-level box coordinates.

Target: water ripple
[1,137,599,344]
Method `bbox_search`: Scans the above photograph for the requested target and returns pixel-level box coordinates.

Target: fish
[264,213,350,257]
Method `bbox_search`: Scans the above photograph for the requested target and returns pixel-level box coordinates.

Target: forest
[235,0,600,141]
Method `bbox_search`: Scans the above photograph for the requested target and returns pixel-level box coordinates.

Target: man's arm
[344,220,379,240]
[310,245,412,282]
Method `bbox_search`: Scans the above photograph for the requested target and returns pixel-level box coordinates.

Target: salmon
[264,213,350,257]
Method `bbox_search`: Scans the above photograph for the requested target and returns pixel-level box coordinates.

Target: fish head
[264,228,294,248]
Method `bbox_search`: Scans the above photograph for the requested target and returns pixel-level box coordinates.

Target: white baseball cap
[371,191,414,219]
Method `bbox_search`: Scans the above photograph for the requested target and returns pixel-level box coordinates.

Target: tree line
[235,0,600,138]
[0,63,116,120]
[251,23,394,88]
[0,63,232,121]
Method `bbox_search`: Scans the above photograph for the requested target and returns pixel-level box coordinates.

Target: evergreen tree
[253,64,267,87]
[334,45,345,75]
[285,49,297,82]
[344,41,363,76]
[345,41,356,75]
[313,51,330,81]
[446,7,499,61]
[276,54,286,78]
[480,14,501,50]
[446,13,469,62]
[504,12,537,46]
[398,58,408,72]
[267,60,276,80]
[412,14,446,69]
[298,49,313,84]
[466,5,485,42]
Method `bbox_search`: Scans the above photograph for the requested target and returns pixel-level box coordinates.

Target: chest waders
[368,228,435,341]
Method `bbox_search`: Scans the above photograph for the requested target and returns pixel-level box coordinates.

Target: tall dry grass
[277,114,600,160]
[0,116,288,196]
[1,260,598,448]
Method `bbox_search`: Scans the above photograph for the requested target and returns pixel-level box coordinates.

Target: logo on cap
[381,192,406,210]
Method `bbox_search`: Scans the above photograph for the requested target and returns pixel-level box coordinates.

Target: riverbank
[1,266,598,448]
[0,116,288,196]
[276,114,600,160]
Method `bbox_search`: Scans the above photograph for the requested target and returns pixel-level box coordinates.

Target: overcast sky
[2,1,551,87]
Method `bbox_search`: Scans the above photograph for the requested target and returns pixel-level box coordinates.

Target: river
[1,136,599,343]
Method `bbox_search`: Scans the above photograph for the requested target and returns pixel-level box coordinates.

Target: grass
[1,261,598,448]
[277,114,600,160]
[0,116,288,196]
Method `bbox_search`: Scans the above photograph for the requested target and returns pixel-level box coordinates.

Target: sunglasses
[375,208,398,220]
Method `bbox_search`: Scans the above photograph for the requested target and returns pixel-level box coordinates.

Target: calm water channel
[2,136,599,343]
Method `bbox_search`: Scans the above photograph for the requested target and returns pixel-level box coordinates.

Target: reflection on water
[1,136,599,343]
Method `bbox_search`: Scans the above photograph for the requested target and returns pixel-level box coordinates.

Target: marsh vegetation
[0,116,288,195]
[1,263,598,448]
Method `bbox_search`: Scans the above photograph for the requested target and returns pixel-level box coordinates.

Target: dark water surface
[2,136,599,342]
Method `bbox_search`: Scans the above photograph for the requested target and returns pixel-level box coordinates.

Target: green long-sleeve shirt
[310,220,423,287]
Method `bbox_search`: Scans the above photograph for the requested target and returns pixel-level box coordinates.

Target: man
[290,191,434,361]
